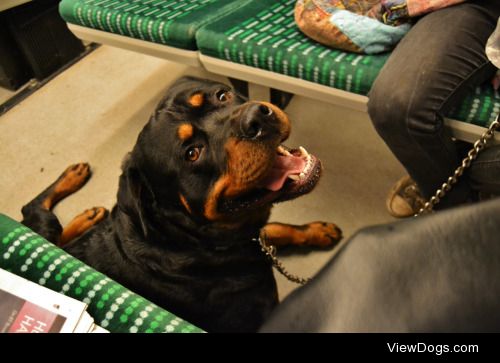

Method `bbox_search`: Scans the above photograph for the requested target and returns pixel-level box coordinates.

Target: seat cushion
[0,214,203,333]
[197,0,500,127]
[59,0,250,50]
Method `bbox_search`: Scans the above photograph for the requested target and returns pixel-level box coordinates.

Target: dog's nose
[239,103,275,139]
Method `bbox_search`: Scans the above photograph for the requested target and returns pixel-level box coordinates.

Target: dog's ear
[118,162,155,239]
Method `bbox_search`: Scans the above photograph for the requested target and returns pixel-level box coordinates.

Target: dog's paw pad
[84,207,108,222]
[60,207,108,247]
[55,163,91,195]
[305,222,343,248]
[72,207,108,231]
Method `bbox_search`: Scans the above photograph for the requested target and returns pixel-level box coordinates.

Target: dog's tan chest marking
[177,123,194,141]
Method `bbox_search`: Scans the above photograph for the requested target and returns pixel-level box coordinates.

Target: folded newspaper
[0,268,107,333]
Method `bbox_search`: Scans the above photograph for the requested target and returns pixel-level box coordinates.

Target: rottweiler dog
[21,77,342,332]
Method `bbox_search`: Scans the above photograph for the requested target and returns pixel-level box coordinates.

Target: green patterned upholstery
[0,214,203,333]
[59,0,250,50]
[450,86,500,126]
[58,0,499,127]
[196,0,500,128]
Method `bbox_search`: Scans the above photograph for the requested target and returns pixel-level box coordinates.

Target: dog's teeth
[299,172,306,180]
[302,155,313,174]
[299,146,309,158]
[277,146,292,156]
[288,174,300,181]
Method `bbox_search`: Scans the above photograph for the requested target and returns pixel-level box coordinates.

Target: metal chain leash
[416,115,500,216]
[255,233,311,285]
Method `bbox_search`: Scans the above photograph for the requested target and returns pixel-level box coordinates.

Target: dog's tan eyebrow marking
[177,123,194,141]
[188,92,204,108]
[179,193,192,214]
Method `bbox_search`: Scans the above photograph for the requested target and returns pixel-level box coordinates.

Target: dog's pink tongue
[261,154,306,191]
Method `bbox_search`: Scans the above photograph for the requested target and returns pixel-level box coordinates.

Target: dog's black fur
[21,77,331,332]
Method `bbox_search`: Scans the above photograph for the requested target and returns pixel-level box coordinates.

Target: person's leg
[469,144,500,195]
[368,1,500,215]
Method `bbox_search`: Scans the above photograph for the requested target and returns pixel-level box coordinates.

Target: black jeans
[368,1,500,208]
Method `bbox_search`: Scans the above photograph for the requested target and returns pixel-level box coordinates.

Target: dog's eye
[185,146,202,162]
[216,90,230,102]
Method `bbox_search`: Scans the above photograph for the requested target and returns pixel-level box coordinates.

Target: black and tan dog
[21,77,341,332]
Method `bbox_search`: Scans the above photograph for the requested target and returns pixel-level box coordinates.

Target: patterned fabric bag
[295,0,465,54]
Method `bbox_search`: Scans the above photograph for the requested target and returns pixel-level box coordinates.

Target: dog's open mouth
[221,145,322,213]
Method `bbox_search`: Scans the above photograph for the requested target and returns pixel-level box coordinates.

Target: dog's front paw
[55,163,91,195]
[304,222,342,248]
[59,207,109,246]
